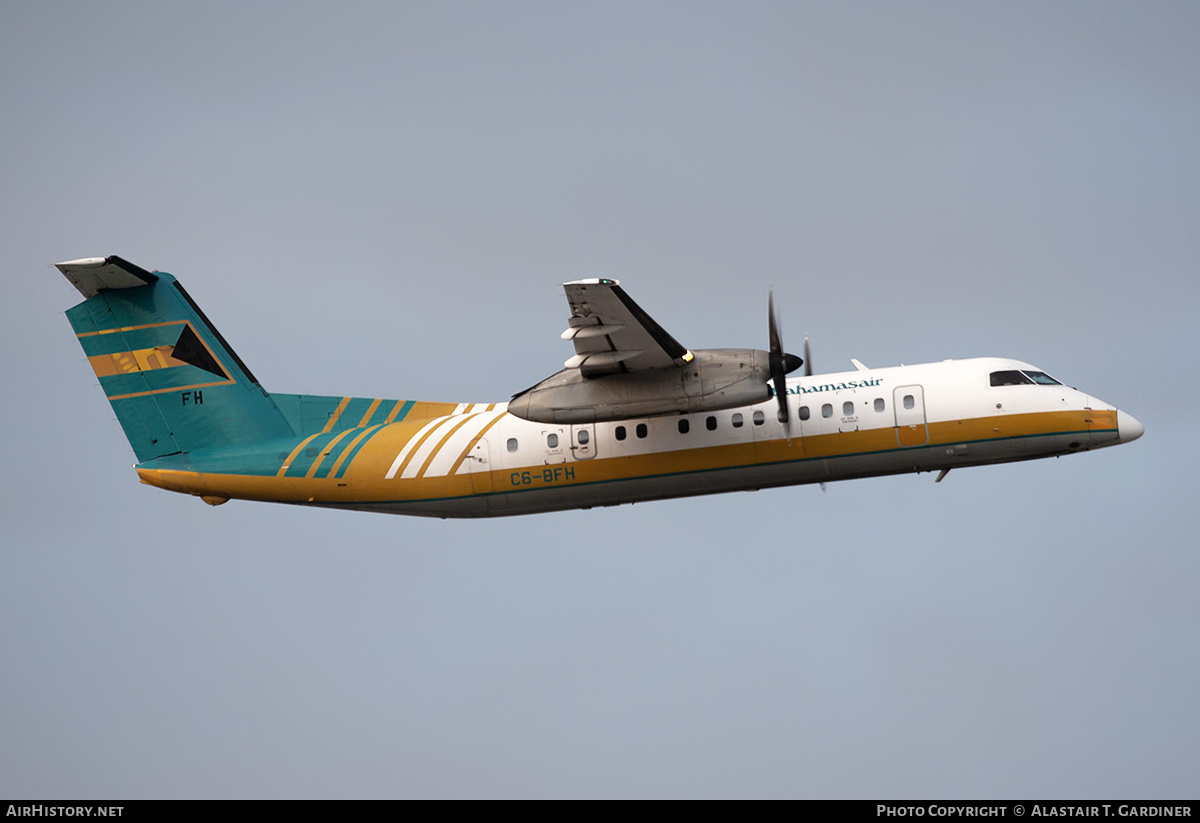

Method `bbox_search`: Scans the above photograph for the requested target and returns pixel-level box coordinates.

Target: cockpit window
[990,369,1063,387]
[990,370,1032,386]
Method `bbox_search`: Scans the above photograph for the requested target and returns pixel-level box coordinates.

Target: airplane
[56,255,1143,518]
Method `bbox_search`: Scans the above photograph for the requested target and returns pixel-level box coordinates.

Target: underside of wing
[560,279,692,376]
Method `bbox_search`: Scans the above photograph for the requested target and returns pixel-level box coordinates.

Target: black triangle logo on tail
[172,324,228,379]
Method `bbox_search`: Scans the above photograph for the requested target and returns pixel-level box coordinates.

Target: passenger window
[615,426,626,441]
[577,430,589,445]
[636,423,647,438]
[732,413,743,428]
[843,401,854,416]
[706,416,717,431]
[822,403,833,418]
[798,406,810,421]
[506,438,518,453]
[753,410,765,425]
[777,407,788,423]
[678,418,690,434]
[547,433,558,448]
[874,397,885,412]
[904,395,915,410]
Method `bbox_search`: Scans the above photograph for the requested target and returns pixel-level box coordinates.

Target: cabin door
[468,438,493,493]
[893,385,929,446]
[570,423,596,460]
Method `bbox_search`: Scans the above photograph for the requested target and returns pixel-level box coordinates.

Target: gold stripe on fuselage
[447,413,507,477]
[384,400,408,423]
[321,397,352,433]
[414,414,480,478]
[277,433,323,477]
[328,425,384,478]
[389,417,454,480]
[403,401,461,421]
[358,398,383,428]
[305,427,357,479]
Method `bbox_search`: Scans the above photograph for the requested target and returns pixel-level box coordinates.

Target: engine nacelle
[507,348,772,424]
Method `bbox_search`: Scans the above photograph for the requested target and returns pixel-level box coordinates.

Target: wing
[559,279,693,377]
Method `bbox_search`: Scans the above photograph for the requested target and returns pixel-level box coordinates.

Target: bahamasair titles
[58,256,1143,518]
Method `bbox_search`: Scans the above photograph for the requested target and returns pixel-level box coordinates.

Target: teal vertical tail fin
[59,256,295,462]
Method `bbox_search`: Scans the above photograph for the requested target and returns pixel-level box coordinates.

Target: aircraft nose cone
[1117,410,1144,443]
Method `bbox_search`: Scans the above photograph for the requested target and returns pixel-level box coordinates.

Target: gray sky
[2,1,1197,798]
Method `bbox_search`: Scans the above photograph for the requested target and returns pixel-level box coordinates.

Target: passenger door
[468,438,493,493]
[893,385,929,446]
[570,423,596,460]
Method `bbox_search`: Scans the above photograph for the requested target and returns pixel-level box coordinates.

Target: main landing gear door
[894,385,929,447]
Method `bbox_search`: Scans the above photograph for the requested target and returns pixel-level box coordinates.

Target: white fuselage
[312,356,1141,517]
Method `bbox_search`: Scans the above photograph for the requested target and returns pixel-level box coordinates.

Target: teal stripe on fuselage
[361,402,392,428]
[158,424,392,479]
[334,398,376,430]
[390,399,416,424]
[332,424,389,479]
[281,431,344,478]
[269,394,415,436]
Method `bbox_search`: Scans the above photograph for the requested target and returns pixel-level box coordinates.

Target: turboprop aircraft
[57,255,1143,518]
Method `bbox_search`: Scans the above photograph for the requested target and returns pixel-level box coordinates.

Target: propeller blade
[804,334,813,377]
[768,288,803,433]
[768,288,782,357]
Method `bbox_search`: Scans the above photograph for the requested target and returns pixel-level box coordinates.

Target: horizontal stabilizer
[56,255,158,298]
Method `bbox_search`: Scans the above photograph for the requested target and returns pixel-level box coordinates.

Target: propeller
[768,288,804,430]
